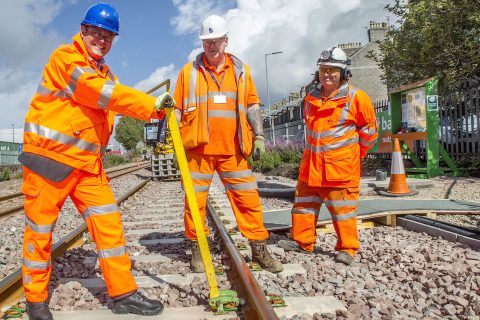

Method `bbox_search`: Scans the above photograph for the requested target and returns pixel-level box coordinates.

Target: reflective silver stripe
[333,82,350,100]
[23,258,50,270]
[219,169,252,179]
[25,217,53,234]
[208,110,237,118]
[98,246,126,259]
[307,124,356,140]
[225,182,257,191]
[292,207,319,215]
[187,65,198,107]
[338,87,357,124]
[331,210,357,222]
[24,122,100,153]
[184,95,208,106]
[24,275,32,284]
[295,196,322,204]
[66,67,96,96]
[238,104,246,113]
[98,80,115,109]
[100,145,107,155]
[194,185,210,192]
[307,136,359,153]
[391,152,405,174]
[208,91,237,99]
[361,126,377,135]
[37,84,70,99]
[359,138,376,146]
[324,200,358,207]
[190,172,213,180]
[27,242,35,254]
[82,203,119,220]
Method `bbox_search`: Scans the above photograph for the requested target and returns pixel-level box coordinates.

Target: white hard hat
[317,47,350,69]
[199,15,228,40]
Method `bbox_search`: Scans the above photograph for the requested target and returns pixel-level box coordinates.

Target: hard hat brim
[82,21,119,35]
[199,32,228,40]
[319,62,347,69]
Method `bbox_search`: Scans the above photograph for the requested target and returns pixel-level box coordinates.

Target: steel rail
[398,215,480,250]
[0,162,150,218]
[206,199,279,320]
[0,177,151,308]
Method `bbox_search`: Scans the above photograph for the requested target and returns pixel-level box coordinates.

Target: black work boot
[335,251,354,266]
[249,239,283,273]
[111,292,164,316]
[277,239,313,253]
[190,240,205,273]
[26,301,53,320]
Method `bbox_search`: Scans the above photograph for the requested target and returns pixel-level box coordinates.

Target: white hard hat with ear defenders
[317,47,349,69]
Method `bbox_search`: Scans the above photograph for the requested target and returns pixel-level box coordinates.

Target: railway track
[0,168,479,319]
[0,162,150,218]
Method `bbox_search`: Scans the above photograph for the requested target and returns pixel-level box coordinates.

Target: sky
[0,0,393,139]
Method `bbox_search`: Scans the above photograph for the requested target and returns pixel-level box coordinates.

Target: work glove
[252,136,265,161]
[155,92,176,110]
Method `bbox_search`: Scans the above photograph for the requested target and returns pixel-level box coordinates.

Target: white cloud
[134,64,179,95]
[0,0,65,68]
[171,0,392,107]
[0,67,39,129]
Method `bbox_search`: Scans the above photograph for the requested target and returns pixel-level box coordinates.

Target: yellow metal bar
[165,107,220,299]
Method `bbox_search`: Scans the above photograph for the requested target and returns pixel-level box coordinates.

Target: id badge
[213,94,227,104]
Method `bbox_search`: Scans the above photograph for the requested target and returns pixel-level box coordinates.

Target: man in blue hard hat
[20,3,170,319]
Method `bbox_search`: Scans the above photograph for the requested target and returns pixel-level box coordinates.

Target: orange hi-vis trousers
[21,167,137,302]
[291,180,360,256]
[184,152,268,241]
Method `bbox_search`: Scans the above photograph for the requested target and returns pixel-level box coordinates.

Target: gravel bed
[0,168,151,279]
[44,179,235,313]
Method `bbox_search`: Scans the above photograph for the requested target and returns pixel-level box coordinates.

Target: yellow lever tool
[147,80,239,312]
[165,106,220,299]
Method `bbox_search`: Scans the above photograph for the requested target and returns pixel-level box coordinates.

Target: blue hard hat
[82,2,120,35]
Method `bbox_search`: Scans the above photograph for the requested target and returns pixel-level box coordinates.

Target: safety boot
[111,292,164,316]
[277,239,313,254]
[249,240,283,273]
[26,301,53,320]
[190,240,205,273]
[334,251,354,266]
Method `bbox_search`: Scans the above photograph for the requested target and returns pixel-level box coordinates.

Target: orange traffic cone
[378,138,418,197]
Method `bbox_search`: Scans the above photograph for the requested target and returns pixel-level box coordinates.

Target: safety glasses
[202,37,227,46]
[85,26,116,42]
[319,67,341,74]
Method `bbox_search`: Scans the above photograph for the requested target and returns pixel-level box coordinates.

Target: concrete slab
[260,263,306,278]
[38,306,234,319]
[275,296,346,317]
[126,228,184,236]
[123,221,180,227]
[60,274,205,289]
[263,199,480,231]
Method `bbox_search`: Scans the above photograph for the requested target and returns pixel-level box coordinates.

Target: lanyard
[208,69,226,91]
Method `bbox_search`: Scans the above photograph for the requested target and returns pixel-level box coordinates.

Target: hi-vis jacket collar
[313,80,350,101]
[195,52,243,82]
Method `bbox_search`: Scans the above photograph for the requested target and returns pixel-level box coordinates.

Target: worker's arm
[355,90,378,158]
[246,103,264,138]
[46,50,157,121]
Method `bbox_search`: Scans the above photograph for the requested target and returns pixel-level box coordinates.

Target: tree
[114,116,145,151]
[373,0,480,91]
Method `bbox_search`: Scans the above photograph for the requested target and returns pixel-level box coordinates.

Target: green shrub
[102,154,131,169]
[0,168,11,181]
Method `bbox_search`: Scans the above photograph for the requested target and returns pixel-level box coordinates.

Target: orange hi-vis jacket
[299,82,378,188]
[174,53,257,158]
[22,33,157,174]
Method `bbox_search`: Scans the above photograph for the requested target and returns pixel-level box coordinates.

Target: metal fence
[263,77,480,162]
[439,77,480,161]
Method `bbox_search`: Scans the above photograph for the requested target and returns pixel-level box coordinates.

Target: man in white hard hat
[278,47,378,265]
[173,15,283,273]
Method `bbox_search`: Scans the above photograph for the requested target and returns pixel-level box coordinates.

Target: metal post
[11,124,14,143]
[265,51,283,147]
